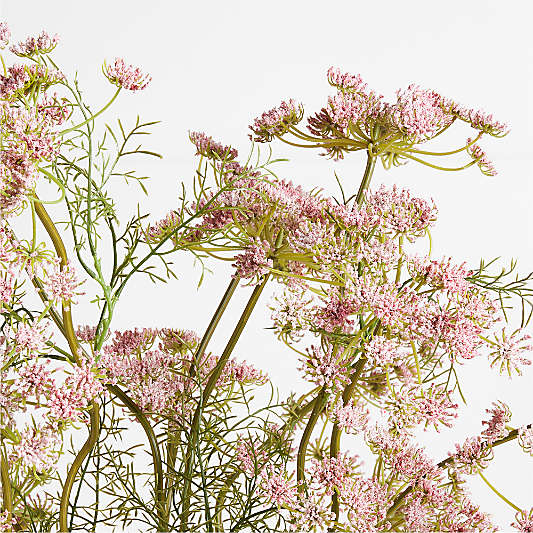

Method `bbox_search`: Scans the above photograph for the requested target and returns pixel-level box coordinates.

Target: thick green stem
[189,277,240,377]
[355,151,377,206]
[34,200,79,362]
[329,357,367,521]
[59,404,100,532]
[180,274,270,530]
[33,199,167,531]
[297,388,329,491]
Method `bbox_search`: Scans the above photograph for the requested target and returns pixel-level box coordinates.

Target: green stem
[297,387,329,491]
[33,199,167,530]
[33,199,79,362]
[189,277,240,378]
[108,385,166,531]
[479,471,521,512]
[59,88,121,136]
[355,151,377,206]
[180,274,270,530]
[59,403,100,532]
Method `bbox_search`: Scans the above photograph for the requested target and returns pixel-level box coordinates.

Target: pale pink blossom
[189,131,238,160]
[259,467,297,507]
[14,321,49,355]
[16,360,54,402]
[488,328,532,376]
[467,138,498,176]
[518,425,533,456]
[232,239,273,281]
[249,99,303,142]
[309,453,358,495]
[327,67,367,92]
[450,436,493,474]
[146,211,182,244]
[0,21,10,49]
[44,260,84,304]
[512,508,533,531]
[104,58,151,91]
[332,399,369,434]
[363,335,400,367]
[408,255,472,296]
[300,342,352,393]
[10,30,59,57]
[291,496,334,531]
[11,425,60,472]
[392,84,453,142]
[481,401,512,443]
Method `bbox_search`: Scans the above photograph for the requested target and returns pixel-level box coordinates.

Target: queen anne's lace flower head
[104,58,152,91]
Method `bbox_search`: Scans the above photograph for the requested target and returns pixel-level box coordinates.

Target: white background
[2,0,532,528]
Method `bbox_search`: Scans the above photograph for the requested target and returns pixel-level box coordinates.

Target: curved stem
[180,274,270,530]
[33,199,79,362]
[297,387,329,492]
[479,471,521,512]
[108,385,166,531]
[59,403,100,532]
[59,88,121,136]
[33,198,168,530]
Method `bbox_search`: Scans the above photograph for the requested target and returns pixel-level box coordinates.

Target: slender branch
[189,276,240,378]
[296,387,329,491]
[180,274,270,530]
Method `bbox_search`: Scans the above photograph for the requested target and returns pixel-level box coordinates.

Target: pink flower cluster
[481,401,512,442]
[488,328,532,376]
[10,30,59,57]
[249,99,303,142]
[250,67,507,169]
[104,57,152,91]
[96,327,268,420]
[189,131,239,160]
[331,399,369,434]
[467,137,498,176]
[0,21,10,49]
[44,260,84,304]
[233,239,273,281]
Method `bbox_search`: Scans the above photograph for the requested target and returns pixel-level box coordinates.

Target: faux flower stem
[59,404,100,532]
[355,151,377,205]
[296,387,329,492]
[33,199,167,531]
[180,273,271,530]
[34,199,79,362]
[189,276,240,378]
[329,357,367,520]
